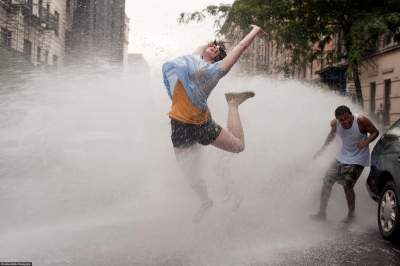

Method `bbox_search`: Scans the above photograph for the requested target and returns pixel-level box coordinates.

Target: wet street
[277,229,400,265]
[0,70,399,265]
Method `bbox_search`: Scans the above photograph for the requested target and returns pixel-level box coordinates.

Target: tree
[180,0,400,107]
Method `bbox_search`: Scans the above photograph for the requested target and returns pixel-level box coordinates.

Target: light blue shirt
[162,54,228,110]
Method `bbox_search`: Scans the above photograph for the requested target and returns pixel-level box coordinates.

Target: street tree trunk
[343,29,364,108]
[352,64,364,108]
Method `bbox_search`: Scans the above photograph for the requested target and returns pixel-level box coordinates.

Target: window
[336,32,343,55]
[66,0,71,16]
[44,50,49,64]
[27,0,33,14]
[0,28,12,48]
[52,54,58,67]
[38,0,43,17]
[383,79,392,126]
[54,11,59,36]
[93,7,96,31]
[23,39,32,58]
[37,46,42,63]
[370,82,376,114]
[383,34,393,47]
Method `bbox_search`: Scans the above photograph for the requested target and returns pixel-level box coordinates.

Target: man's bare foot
[225,91,255,106]
[341,212,355,224]
[310,212,327,221]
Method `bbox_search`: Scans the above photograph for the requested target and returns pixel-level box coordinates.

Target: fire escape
[0,0,57,66]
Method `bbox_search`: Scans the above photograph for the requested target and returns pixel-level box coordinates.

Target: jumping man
[162,25,265,222]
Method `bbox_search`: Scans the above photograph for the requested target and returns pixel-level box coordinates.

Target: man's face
[337,112,353,129]
[204,43,221,61]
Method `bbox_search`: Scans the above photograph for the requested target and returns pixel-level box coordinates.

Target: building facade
[360,37,400,126]
[225,27,290,78]
[0,0,128,70]
[226,28,400,127]
[0,0,68,69]
[123,14,129,65]
[66,0,127,64]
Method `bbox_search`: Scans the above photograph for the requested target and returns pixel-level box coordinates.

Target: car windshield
[386,119,400,136]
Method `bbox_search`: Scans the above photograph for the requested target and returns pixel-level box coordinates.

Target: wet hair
[335,105,352,118]
[213,40,227,63]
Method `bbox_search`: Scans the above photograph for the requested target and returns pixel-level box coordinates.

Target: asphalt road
[274,228,400,265]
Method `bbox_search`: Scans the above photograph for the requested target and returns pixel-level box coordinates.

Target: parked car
[367,119,400,240]
[367,119,400,241]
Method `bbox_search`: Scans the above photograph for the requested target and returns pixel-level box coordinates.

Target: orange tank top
[169,80,210,124]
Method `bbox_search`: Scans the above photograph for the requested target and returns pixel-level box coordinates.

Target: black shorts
[170,118,222,148]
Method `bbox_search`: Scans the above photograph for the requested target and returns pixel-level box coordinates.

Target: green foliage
[180,1,400,104]
[179,4,231,31]
[180,0,400,68]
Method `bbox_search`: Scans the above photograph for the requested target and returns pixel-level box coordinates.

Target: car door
[380,120,400,183]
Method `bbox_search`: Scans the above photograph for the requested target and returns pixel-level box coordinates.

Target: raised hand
[250,24,267,36]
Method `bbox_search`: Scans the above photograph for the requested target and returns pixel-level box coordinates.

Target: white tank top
[336,114,370,166]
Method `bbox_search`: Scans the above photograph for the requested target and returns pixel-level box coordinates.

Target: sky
[125,0,234,65]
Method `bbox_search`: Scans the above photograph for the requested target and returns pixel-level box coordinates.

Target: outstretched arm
[314,120,337,159]
[220,25,264,71]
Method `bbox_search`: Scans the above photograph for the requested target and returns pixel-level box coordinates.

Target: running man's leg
[341,184,357,223]
[343,185,356,213]
[174,145,213,222]
[312,162,338,220]
[212,91,255,153]
[341,165,364,222]
[174,145,211,204]
[215,154,243,211]
[317,182,334,218]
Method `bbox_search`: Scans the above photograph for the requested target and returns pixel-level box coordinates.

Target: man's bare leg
[312,183,333,220]
[212,91,255,153]
[216,154,243,211]
[342,185,356,223]
[174,145,213,223]
[174,91,254,222]
[216,154,234,202]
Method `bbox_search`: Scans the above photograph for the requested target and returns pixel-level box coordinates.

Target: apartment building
[0,0,69,69]
[307,34,400,126]
[360,36,400,126]
[225,27,289,78]
[66,0,127,64]
[226,27,400,126]
[123,14,129,65]
[1,0,129,70]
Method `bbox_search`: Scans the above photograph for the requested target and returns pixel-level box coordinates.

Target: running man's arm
[313,120,337,158]
[356,116,380,150]
[220,25,264,71]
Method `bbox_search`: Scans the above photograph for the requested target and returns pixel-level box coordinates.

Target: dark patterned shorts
[170,118,222,148]
[324,161,364,187]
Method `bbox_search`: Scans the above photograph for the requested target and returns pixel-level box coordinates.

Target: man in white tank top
[312,105,379,222]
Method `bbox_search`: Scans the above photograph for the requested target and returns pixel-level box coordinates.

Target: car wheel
[378,181,400,240]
